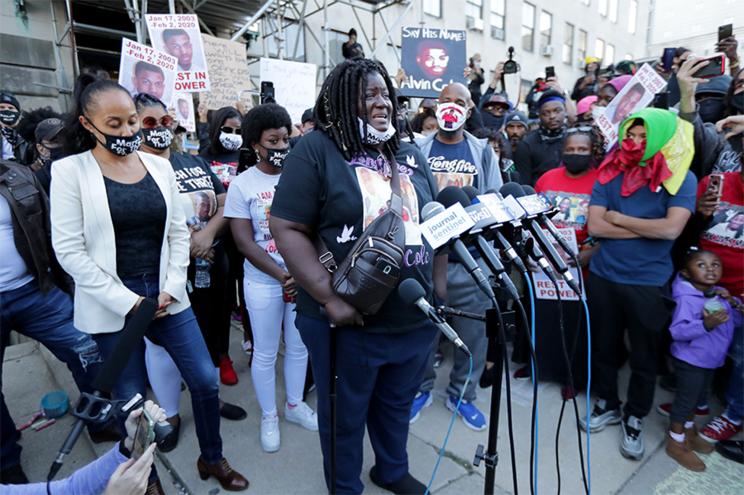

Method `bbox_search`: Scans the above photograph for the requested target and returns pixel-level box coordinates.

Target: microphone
[521,185,578,258]
[398,278,470,354]
[487,185,528,274]
[48,298,158,482]
[436,187,496,301]
[503,184,582,296]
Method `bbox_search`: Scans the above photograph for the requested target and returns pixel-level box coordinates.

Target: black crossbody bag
[316,155,406,316]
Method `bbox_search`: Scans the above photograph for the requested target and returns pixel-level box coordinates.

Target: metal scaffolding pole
[230,0,279,41]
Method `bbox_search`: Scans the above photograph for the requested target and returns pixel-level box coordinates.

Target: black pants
[588,272,673,418]
[188,242,231,367]
[670,358,713,424]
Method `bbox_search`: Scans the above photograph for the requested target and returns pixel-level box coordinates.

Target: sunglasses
[220,126,241,135]
[566,126,594,134]
[141,115,174,129]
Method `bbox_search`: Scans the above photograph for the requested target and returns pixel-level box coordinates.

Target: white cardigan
[50,150,190,334]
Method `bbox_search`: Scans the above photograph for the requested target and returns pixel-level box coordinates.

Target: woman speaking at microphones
[269,58,446,494]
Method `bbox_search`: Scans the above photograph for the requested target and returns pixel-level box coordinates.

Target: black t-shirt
[170,152,225,230]
[271,130,439,333]
[513,128,566,186]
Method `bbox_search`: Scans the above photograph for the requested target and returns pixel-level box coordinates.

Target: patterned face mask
[85,117,142,156]
[142,127,173,150]
[358,118,396,145]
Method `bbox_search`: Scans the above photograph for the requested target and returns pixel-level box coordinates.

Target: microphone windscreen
[499,182,525,198]
[92,298,158,393]
[437,186,471,209]
[421,201,445,221]
[398,278,427,306]
[461,186,479,202]
[522,185,537,195]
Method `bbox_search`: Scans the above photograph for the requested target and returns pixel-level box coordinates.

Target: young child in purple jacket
[666,248,743,472]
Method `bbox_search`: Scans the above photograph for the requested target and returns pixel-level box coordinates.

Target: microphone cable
[520,276,540,495]
[425,353,473,495]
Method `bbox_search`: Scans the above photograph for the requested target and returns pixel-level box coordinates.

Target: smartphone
[661,47,676,72]
[260,81,275,104]
[692,53,726,79]
[707,174,724,200]
[718,23,733,42]
[131,409,155,460]
[545,66,555,79]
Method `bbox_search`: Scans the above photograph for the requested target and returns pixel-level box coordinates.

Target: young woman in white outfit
[224,103,317,452]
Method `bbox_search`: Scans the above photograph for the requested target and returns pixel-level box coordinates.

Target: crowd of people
[0,30,742,495]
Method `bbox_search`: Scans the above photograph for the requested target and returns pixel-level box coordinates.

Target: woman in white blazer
[50,79,248,492]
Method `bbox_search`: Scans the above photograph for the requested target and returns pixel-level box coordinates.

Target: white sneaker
[284,401,319,431]
[260,414,280,453]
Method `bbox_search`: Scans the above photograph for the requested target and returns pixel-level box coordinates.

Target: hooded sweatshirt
[669,273,741,369]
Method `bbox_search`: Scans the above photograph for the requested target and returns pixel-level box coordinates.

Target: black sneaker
[716,440,744,464]
[369,466,426,495]
[219,401,247,421]
[578,399,622,432]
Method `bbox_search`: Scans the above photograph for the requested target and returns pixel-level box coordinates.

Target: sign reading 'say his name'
[399,27,467,98]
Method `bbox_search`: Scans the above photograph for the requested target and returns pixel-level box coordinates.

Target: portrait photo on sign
[118,38,177,105]
[399,27,467,98]
[172,92,196,132]
[146,14,210,92]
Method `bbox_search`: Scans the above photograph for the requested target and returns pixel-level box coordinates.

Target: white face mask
[435,102,468,131]
[358,118,396,145]
[219,132,243,151]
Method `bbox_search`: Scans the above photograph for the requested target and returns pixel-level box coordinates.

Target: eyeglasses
[141,115,174,129]
[220,126,241,135]
[566,126,594,134]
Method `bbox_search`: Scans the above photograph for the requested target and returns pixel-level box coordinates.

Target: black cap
[301,108,314,124]
[504,111,528,128]
[0,92,20,110]
[34,118,64,143]
[695,75,733,97]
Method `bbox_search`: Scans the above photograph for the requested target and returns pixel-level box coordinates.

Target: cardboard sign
[531,228,581,301]
[172,92,195,132]
[420,202,474,250]
[118,38,177,104]
[259,58,318,125]
[399,27,467,98]
[146,14,210,92]
[596,63,666,149]
[200,34,251,110]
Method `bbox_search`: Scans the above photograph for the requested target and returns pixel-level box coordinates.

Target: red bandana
[597,139,672,197]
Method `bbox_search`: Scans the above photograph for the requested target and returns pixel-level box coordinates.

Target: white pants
[245,277,307,416]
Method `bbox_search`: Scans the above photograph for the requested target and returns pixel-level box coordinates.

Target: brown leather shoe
[145,479,166,495]
[685,425,715,454]
[666,436,705,471]
[197,457,249,491]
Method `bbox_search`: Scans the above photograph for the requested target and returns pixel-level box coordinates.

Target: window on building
[598,0,608,16]
[609,0,618,22]
[577,29,587,64]
[466,0,483,20]
[423,0,442,18]
[595,38,605,60]
[628,0,638,33]
[521,2,536,52]
[605,43,615,64]
[563,23,574,65]
[490,0,506,40]
[539,10,553,48]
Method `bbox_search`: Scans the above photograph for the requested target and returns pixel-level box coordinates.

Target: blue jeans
[92,274,222,463]
[724,323,744,421]
[297,314,437,494]
[1,280,103,469]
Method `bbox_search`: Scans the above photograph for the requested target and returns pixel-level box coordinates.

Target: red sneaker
[656,403,710,418]
[700,415,742,443]
[513,366,531,380]
[219,356,239,386]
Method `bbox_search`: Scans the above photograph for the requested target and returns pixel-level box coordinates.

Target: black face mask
[259,145,289,168]
[698,98,726,124]
[142,127,173,150]
[0,109,20,126]
[86,117,142,157]
[563,154,594,175]
[732,92,744,114]
[481,111,505,131]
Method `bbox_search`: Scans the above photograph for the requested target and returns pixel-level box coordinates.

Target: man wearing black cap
[502,111,529,159]
[479,93,510,132]
[32,117,66,194]
[513,89,568,185]
[0,92,26,162]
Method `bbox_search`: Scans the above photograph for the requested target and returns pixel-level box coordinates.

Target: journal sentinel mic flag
[399,27,467,98]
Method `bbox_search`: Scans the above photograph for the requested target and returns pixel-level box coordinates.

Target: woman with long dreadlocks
[270,58,445,494]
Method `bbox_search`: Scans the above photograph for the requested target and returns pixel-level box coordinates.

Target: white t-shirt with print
[224,166,286,285]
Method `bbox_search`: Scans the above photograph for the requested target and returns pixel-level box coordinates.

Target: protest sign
[259,58,317,125]
[172,92,195,132]
[531,228,581,301]
[596,63,666,149]
[146,14,210,92]
[118,38,177,104]
[200,34,251,110]
[399,27,467,98]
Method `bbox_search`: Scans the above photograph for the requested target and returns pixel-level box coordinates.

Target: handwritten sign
[118,38,177,104]
[420,202,474,250]
[199,34,251,110]
[531,228,581,301]
[259,57,317,124]
[399,27,467,98]
[146,14,210,92]
[596,63,666,149]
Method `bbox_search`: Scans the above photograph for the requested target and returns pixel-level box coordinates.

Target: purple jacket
[669,274,742,369]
